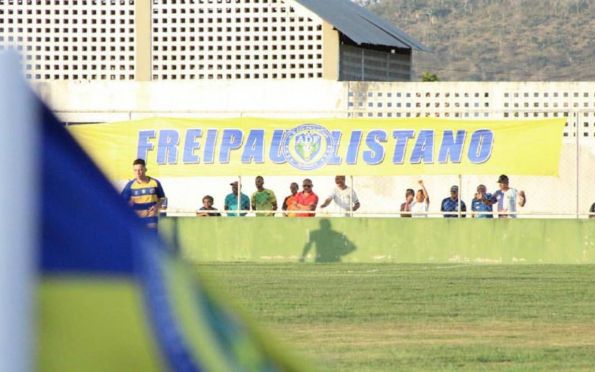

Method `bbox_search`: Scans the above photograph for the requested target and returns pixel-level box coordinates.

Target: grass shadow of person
[299,219,357,263]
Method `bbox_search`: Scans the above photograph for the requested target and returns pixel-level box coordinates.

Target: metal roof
[293,0,430,52]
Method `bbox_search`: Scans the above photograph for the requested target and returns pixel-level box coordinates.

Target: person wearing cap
[471,184,494,218]
[492,174,526,218]
[440,185,466,218]
[251,176,278,217]
[224,180,250,217]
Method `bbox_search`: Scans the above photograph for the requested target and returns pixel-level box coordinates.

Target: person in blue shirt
[471,184,493,218]
[441,185,466,218]
[121,158,166,228]
[224,181,250,217]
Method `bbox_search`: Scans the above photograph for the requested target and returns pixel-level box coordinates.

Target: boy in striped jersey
[121,159,166,229]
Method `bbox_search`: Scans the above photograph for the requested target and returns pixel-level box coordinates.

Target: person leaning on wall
[319,175,360,217]
[400,188,414,218]
[491,174,526,218]
[196,195,221,217]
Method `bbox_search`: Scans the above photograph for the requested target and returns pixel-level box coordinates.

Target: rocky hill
[362,0,595,81]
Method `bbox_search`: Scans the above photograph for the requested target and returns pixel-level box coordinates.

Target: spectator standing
[319,175,360,216]
[196,195,221,217]
[471,184,494,218]
[590,203,595,219]
[224,181,250,217]
[251,176,277,217]
[400,188,415,217]
[121,158,166,229]
[493,174,526,218]
[295,179,319,217]
[441,185,466,218]
[410,180,430,218]
[282,182,299,217]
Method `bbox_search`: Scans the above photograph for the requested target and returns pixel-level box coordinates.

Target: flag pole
[0,53,37,372]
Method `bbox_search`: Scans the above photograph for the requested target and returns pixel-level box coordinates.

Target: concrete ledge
[159,217,595,264]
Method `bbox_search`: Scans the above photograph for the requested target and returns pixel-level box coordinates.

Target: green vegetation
[200,263,595,371]
[364,0,595,81]
[421,72,440,81]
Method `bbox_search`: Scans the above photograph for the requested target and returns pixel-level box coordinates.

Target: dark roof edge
[357,15,431,52]
[293,0,430,52]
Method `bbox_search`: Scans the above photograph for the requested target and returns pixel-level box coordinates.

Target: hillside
[362,0,595,81]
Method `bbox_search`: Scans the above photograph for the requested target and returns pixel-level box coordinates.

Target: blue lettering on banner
[203,129,218,164]
[328,131,342,165]
[182,129,202,164]
[410,130,434,164]
[468,129,493,163]
[219,129,243,164]
[268,130,286,164]
[345,130,362,165]
[157,130,179,165]
[137,130,156,160]
[363,130,387,165]
[346,130,362,165]
[392,130,414,164]
[241,129,265,163]
[438,130,466,164]
[136,125,498,168]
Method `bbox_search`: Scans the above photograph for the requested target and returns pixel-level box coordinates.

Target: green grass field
[198,263,595,371]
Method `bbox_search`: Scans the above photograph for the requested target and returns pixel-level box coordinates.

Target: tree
[421,72,440,82]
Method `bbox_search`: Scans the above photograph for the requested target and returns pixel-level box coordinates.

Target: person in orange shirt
[295,179,319,217]
[281,182,299,217]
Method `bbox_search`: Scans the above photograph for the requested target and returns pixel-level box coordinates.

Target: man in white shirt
[491,174,526,218]
[410,179,430,218]
[320,175,360,216]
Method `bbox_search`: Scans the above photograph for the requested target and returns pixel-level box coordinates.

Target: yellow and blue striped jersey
[121,177,165,226]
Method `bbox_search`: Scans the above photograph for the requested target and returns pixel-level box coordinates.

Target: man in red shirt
[295,178,319,217]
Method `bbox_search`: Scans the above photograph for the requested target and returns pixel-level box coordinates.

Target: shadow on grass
[300,219,357,263]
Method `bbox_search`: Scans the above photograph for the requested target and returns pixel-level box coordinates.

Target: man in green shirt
[251,176,278,217]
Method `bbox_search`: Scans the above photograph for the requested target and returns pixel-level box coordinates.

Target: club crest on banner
[281,124,335,170]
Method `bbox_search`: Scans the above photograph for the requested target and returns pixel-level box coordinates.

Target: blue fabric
[121,180,134,201]
[131,202,157,211]
[441,197,467,218]
[41,104,142,275]
[471,193,493,218]
[39,103,205,370]
[138,242,202,372]
[122,179,165,200]
[36,94,292,371]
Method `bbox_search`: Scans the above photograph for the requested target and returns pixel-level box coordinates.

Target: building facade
[0,0,425,82]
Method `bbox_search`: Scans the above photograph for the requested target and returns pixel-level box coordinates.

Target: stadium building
[0,0,426,82]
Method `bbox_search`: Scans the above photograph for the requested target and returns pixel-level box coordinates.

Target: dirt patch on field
[277,321,595,348]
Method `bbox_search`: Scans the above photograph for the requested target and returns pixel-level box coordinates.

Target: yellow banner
[68,117,565,179]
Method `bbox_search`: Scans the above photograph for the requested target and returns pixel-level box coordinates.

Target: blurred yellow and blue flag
[0,53,301,372]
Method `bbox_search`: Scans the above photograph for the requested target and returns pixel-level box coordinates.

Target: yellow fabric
[69,117,565,178]
[39,278,162,372]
